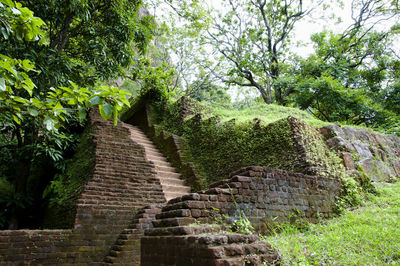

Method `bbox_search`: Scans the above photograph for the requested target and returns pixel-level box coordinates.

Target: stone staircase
[127,125,191,201]
[142,223,280,265]
[97,123,191,265]
[104,205,163,265]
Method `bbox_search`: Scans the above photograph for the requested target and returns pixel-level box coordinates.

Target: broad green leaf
[44,116,56,131]
[0,78,5,91]
[88,95,101,107]
[12,115,20,124]
[99,102,113,120]
[27,107,38,117]
[0,0,15,7]
[78,107,87,121]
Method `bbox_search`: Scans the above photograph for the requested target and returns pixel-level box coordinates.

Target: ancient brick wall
[0,230,71,265]
[0,111,166,265]
[141,166,341,265]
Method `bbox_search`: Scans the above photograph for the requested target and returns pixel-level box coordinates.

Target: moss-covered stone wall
[128,98,345,188]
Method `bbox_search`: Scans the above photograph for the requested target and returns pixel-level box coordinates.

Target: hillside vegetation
[199,102,328,127]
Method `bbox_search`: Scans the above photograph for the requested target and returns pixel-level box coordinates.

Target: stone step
[76,203,138,211]
[103,256,116,263]
[157,171,181,179]
[79,193,164,203]
[131,137,154,145]
[147,155,169,162]
[161,184,191,194]
[149,159,171,167]
[164,191,192,202]
[84,183,163,194]
[144,149,164,157]
[144,146,162,155]
[144,225,223,236]
[155,165,178,172]
[159,177,186,186]
[77,198,164,206]
[152,217,196,228]
[93,168,156,177]
[77,198,144,206]
[132,136,154,144]
[86,180,157,187]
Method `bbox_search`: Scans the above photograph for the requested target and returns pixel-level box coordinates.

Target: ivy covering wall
[144,98,346,188]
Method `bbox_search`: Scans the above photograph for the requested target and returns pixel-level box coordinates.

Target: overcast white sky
[205,0,354,57]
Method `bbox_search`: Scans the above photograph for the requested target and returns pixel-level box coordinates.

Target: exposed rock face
[321,125,400,182]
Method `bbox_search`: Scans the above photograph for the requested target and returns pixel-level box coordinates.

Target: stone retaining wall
[141,166,341,265]
[0,230,71,265]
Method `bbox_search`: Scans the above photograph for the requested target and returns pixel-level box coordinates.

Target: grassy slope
[265,182,400,265]
[198,101,378,132]
[199,102,329,127]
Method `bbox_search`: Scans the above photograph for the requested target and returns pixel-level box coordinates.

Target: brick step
[146,154,169,162]
[77,198,144,206]
[132,216,156,224]
[130,136,154,145]
[103,256,116,263]
[108,250,137,259]
[148,159,171,167]
[82,188,163,198]
[95,145,144,151]
[128,127,149,135]
[79,192,165,202]
[130,221,153,230]
[164,191,191,201]
[134,204,164,216]
[161,184,191,194]
[91,170,156,179]
[76,204,143,211]
[157,170,181,179]
[161,199,212,212]
[159,177,186,186]
[79,193,165,203]
[145,225,223,236]
[154,164,178,172]
[89,175,159,184]
[141,145,162,154]
[93,168,156,177]
[131,136,154,144]
[84,184,162,194]
[94,162,153,171]
[144,149,164,158]
[213,242,279,264]
[94,160,150,168]
[95,150,145,158]
[77,198,165,206]
[152,217,196,228]
[85,181,161,190]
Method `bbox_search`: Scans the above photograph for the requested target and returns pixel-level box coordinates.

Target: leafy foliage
[278,27,400,134]
[0,0,153,228]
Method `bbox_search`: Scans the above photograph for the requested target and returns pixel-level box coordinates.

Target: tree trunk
[8,127,35,229]
[271,58,284,104]
[258,85,272,104]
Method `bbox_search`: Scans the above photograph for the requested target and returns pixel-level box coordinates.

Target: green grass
[198,102,330,127]
[264,181,400,265]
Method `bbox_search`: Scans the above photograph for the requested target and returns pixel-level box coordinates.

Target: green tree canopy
[0,0,155,229]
